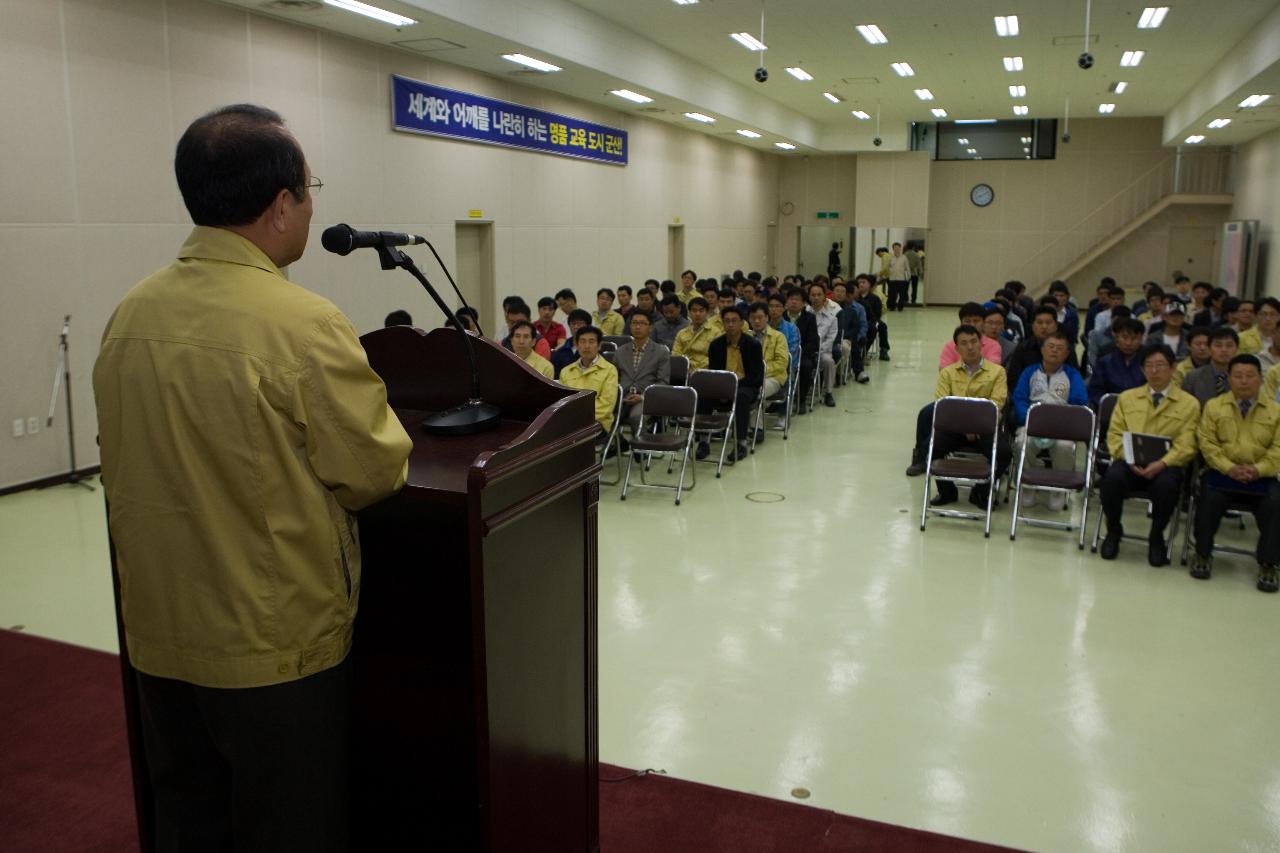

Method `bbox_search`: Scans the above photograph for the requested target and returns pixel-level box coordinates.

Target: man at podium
[93,104,412,852]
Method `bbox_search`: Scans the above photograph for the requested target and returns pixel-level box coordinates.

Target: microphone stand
[371,244,501,435]
[45,315,94,490]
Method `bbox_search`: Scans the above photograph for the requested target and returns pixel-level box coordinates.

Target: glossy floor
[4,307,1279,852]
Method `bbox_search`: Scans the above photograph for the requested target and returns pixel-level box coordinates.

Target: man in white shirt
[886,242,912,312]
[808,282,842,407]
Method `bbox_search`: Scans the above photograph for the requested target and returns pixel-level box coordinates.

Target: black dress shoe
[931,484,959,506]
[879,352,891,362]
[695,441,710,460]
[969,485,990,508]
[823,393,837,407]
[734,443,749,461]
[1099,526,1123,560]
[754,428,765,445]
[1148,537,1168,567]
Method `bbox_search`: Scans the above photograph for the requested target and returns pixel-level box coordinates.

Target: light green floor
[4,307,1280,852]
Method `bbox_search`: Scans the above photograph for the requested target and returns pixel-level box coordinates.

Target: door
[1168,226,1217,287]
[454,222,496,335]
[797,225,839,279]
[668,225,685,281]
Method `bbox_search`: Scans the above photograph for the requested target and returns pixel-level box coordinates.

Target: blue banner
[391,75,628,167]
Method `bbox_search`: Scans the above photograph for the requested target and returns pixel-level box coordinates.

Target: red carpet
[0,630,1018,853]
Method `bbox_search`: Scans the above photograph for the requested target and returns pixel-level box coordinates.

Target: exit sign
[816,211,841,219]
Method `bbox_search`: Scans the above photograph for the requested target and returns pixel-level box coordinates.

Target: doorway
[668,225,685,281]
[454,222,496,335]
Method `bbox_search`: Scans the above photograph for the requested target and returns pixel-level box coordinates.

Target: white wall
[1231,126,1280,298]
[0,0,779,489]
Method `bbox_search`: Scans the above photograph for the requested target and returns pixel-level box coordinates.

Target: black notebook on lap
[1122,432,1172,467]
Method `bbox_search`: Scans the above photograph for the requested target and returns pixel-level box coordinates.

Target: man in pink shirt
[939,302,1003,367]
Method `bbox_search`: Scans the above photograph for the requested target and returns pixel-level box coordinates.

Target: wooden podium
[351,326,602,852]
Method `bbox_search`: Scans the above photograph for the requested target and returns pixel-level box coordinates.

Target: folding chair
[756,344,800,449]
[601,349,617,366]
[620,385,698,504]
[681,370,738,478]
[597,384,625,486]
[600,340,618,356]
[603,335,633,350]
[1088,393,1183,560]
[920,396,1001,537]
[1179,461,1260,566]
[1009,402,1096,548]
[669,355,690,387]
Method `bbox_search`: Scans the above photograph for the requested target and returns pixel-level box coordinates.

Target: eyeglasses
[303,176,323,195]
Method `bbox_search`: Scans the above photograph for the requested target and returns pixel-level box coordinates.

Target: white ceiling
[221,0,1280,153]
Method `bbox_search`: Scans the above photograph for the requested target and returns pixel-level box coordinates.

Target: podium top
[361,326,599,503]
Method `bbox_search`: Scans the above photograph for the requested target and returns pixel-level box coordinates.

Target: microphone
[321,223,425,256]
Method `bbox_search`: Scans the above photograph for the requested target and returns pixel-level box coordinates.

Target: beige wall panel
[1232,128,1280,297]
[247,15,321,157]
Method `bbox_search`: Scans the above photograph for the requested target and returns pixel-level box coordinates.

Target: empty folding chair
[920,396,1001,537]
[669,355,690,387]
[682,370,738,478]
[1009,402,1096,548]
[620,385,698,504]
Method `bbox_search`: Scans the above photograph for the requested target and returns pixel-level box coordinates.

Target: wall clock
[970,183,995,207]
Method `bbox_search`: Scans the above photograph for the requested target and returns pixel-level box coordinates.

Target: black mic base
[421,399,502,436]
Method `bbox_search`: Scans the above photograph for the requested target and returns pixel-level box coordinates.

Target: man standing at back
[92,104,413,851]
[886,242,911,312]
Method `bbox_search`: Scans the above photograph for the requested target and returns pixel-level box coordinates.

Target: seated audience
[1136,286,1166,329]
[1143,301,1189,360]
[1234,298,1261,353]
[451,306,480,333]
[1193,287,1228,327]
[535,297,568,349]
[1048,281,1080,347]
[1253,297,1280,367]
[983,306,1018,364]
[501,301,552,358]
[614,311,671,438]
[673,297,719,372]
[677,269,698,305]
[854,273,890,361]
[1087,318,1146,407]
[594,288,625,336]
[651,295,690,349]
[625,288,659,336]
[928,325,1012,508]
[832,281,868,383]
[1011,332,1088,510]
[941,303,1003,368]
[1086,305,1132,368]
[555,288,579,321]
[784,287,821,413]
[767,292,800,352]
[558,325,619,436]
[1083,278,1115,342]
[615,285,635,321]
[1189,353,1280,592]
[1173,327,1212,387]
[808,282,842,407]
[1170,274,1192,305]
[704,305,764,463]
[748,302,791,440]
[1098,343,1199,565]
[551,308,593,378]
[384,309,413,327]
[1182,327,1240,406]
[1005,306,1080,394]
[509,320,554,378]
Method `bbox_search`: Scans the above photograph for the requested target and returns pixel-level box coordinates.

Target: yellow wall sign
[468,210,484,219]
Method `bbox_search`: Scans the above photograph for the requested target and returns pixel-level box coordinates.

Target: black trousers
[1100,461,1183,538]
[887,280,909,311]
[930,431,1012,495]
[135,655,353,853]
[1195,477,1280,564]
[909,275,920,304]
[697,386,758,442]
[798,356,817,407]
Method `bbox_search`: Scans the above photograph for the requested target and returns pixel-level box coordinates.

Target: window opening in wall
[911,119,1058,161]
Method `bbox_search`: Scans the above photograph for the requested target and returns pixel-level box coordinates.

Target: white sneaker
[1020,490,1036,509]
[1048,492,1066,511]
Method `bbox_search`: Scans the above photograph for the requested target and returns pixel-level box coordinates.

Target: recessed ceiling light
[890,62,915,77]
[856,24,888,45]
[1239,94,1272,108]
[1013,105,1029,115]
[730,32,768,51]
[1185,135,1205,144]
[1120,50,1145,67]
[823,92,844,103]
[954,119,997,124]
[786,66,813,81]
[324,0,416,26]
[673,0,698,4]
[1138,6,1169,28]
[914,88,934,101]
[851,110,871,120]
[1207,118,1232,129]
[957,137,970,144]
[736,129,762,138]
[775,142,797,150]
[931,108,948,118]
[1009,84,1026,98]
[610,89,653,104]
[966,148,978,154]
[501,53,561,72]
[1099,103,1116,113]
[1003,56,1024,72]
[683,111,715,123]
[1024,147,1031,153]
[1112,81,1128,94]
[994,15,1019,37]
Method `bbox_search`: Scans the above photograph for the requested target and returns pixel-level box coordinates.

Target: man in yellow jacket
[1099,343,1199,566]
[747,301,791,439]
[559,325,620,434]
[92,105,412,850]
[673,297,721,371]
[928,325,1011,508]
[1190,354,1280,591]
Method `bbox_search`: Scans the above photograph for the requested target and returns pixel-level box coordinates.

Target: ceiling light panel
[1240,94,1272,108]
[673,0,698,4]
[736,129,762,138]
[1120,50,1145,67]
[1138,6,1169,28]
[914,88,934,100]
[684,111,715,123]
[891,62,915,77]
[1003,56,1024,72]
[931,108,948,118]
[1112,81,1128,94]
[823,92,844,103]
[1021,136,1032,143]
[1185,135,1205,144]
[609,89,652,104]
[994,15,1019,37]
[966,148,978,154]
[730,32,767,51]
[856,24,888,45]
[1013,105,1029,115]
[851,110,871,120]
[957,137,969,144]
[324,0,416,26]
[501,53,561,72]
[1098,103,1116,113]
[1009,85,1026,97]
[1207,118,1232,128]
[786,66,813,81]
[775,142,796,150]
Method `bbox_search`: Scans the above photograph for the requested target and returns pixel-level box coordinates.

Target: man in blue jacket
[1087,318,1146,408]
[1012,331,1088,510]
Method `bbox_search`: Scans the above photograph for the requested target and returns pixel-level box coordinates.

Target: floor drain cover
[844,408,874,414]
[791,788,811,799]
[746,491,786,503]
